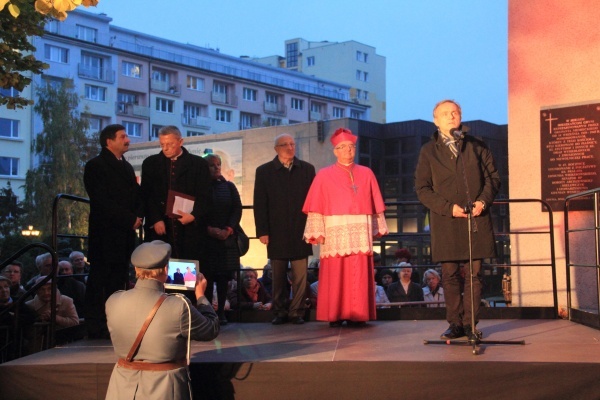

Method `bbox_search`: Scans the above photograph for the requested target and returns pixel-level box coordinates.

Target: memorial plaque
[540,102,600,212]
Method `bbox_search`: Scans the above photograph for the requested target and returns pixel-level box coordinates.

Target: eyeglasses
[276,142,296,148]
[334,144,356,151]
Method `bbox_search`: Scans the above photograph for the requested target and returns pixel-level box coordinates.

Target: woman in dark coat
[203,154,242,324]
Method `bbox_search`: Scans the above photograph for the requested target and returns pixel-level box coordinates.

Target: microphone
[450,125,470,140]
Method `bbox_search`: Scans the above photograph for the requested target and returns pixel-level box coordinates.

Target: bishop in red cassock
[302,128,388,326]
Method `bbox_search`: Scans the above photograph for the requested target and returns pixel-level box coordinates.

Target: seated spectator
[378,268,395,291]
[309,280,318,309]
[68,251,89,283]
[257,262,273,295]
[0,276,36,361]
[422,269,445,307]
[25,253,54,290]
[26,276,79,328]
[57,260,86,317]
[307,259,319,285]
[395,248,420,284]
[228,268,272,311]
[386,263,424,306]
[2,261,27,300]
[374,267,390,308]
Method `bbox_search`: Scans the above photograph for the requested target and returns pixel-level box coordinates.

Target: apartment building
[30,10,369,147]
[0,85,34,199]
[255,38,386,124]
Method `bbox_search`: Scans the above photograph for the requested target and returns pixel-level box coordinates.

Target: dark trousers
[271,258,307,319]
[442,259,483,327]
[84,261,128,338]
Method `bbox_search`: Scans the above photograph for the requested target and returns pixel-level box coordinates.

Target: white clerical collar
[170,150,184,161]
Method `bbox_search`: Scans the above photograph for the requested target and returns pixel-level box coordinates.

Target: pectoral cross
[351,183,358,194]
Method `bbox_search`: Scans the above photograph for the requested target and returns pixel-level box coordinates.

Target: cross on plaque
[545,112,558,134]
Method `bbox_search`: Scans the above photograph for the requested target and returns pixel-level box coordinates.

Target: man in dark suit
[253,133,315,325]
[415,100,500,341]
[141,126,211,262]
[84,124,143,338]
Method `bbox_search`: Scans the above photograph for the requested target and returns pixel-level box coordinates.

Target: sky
[91,0,508,124]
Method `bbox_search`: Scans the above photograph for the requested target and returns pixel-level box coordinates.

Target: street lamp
[21,225,40,237]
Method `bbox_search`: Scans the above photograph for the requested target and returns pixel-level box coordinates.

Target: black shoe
[272,316,288,325]
[464,325,482,341]
[290,317,305,325]
[329,320,343,327]
[347,321,367,328]
[440,324,465,340]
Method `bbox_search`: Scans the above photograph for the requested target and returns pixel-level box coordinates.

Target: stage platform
[1,319,600,400]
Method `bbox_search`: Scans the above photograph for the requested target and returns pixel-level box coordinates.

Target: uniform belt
[117,358,186,371]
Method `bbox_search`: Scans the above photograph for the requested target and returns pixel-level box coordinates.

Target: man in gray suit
[105,240,219,400]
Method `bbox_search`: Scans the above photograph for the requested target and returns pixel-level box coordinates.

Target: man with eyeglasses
[254,133,315,325]
[141,125,211,262]
[2,261,27,300]
[303,128,388,327]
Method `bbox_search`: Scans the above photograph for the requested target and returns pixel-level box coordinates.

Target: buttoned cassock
[105,279,219,400]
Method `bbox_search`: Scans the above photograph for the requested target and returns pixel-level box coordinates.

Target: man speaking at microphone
[414,100,501,341]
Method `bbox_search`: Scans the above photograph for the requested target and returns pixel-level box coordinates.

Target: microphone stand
[423,132,525,355]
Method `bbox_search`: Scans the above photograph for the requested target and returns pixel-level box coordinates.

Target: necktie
[443,135,458,158]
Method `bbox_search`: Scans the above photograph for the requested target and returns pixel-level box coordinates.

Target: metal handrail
[564,188,600,329]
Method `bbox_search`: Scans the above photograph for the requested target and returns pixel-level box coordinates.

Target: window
[151,125,164,140]
[356,70,368,82]
[215,109,231,123]
[265,93,278,104]
[351,110,364,119]
[156,98,174,113]
[84,85,106,101]
[81,53,108,80]
[291,98,304,110]
[0,87,18,97]
[356,51,368,63]
[243,88,257,101]
[86,116,102,136]
[152,70,169,82]
[310,103,322,113]
[213,82,227,94]
[44,44,68,63]
[187,75,204,91]
[267,118,282,126]
[187,130,204,137]
[240,113,256,129]
[123,121,142,138]
[122,61,142,78]
[45,20,59,34]
[333,107,345,118]
[118,92,138,105]
[0,157,19,176]
[307,56,315,66]
[286,42,298,68]
[76,25,98,43]
[0,118,19,138]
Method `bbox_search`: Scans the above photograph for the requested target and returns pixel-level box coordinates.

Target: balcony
[181,114,211,129]
[115,102,150,119]
[264,102,287,116]
[77,64,115,83]
[310,111,330,121]
[151,80,181,96]
[211,91,238,107]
